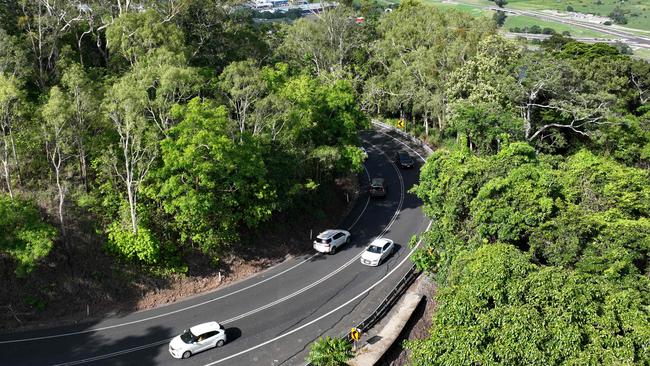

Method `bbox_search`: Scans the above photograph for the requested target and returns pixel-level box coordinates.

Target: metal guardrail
[371,119,435,156]
[343,265,420,343]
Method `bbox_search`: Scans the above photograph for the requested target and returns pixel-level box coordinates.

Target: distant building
[252,1,273,9]
[269,0,289,7]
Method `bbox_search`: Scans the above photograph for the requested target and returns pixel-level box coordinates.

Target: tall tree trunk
[424,113,429,137]
[78,143,88,192]
[124,157,138,234]
[2,160,12,199]
[1,133,12,198]
[9,133,21,186]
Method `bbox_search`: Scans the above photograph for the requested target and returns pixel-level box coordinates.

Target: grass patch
[424,0,489,16]
[504,14,616,38]
[631,47,650,61]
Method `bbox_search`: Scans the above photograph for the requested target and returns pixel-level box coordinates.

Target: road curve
[0,128,430,366]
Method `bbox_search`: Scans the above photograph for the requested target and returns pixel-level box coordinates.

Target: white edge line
[4,154,376,345]
[0,257,313,344]
[203,219,433,366]
[48,139,409,365]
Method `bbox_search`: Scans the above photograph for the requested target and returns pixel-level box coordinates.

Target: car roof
[190,321,220,335]
[317,229,339,239]
[369,238,392,247]
[371,178,384,185]
[398,152,412,159]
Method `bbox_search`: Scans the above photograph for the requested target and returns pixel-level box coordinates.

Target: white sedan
[313,229,351,254]
[169,321,227,359]
[360,238,396,266]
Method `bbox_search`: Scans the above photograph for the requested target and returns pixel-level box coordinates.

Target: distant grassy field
[632,47,650,61]
[502,0,650,31]
[503,14,616,38]
[424,0,616,38]
[424,1,488,16]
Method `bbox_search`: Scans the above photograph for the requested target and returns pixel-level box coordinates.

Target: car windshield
[366,245,382,254]
[400,154,412,162]
[180,329,197,344]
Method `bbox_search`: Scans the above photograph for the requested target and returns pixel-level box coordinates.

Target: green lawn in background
[424,1,488,16]
[424,1,617,39]
[632,47,650,61]
[504,14,616,38]
[499,0,650,31]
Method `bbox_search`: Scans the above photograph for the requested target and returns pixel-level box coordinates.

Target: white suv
[313,229,351,254]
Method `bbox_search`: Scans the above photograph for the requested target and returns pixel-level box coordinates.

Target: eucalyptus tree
[131,48,202,135]
[41,86,74,239]
[0,74,24,198]
[106,9,185,67]
[280,6,364,79]
[176,0,271,69]
[60,63,100,192]
[219,60,267,139]
[447,37,619,151]
[104,72,158,235]
[18,0,80,89]
[102,9,199,239]
[366,0,495,134]
[0,29,30,80]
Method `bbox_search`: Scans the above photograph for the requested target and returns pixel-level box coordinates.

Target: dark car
[369,178,386,197]
[395,152,414,168]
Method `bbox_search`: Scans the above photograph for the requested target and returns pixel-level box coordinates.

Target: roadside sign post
[350,327,360,352]
[397,119,405,129]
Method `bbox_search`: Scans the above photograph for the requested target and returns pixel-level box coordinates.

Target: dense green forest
[0,0,373,276]
[405,19,650,366]
[1,0,650,361]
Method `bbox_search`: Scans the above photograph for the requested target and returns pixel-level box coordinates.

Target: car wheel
[182,351,191,359]
[216,339,225,347]
[330,246,337,255]
[346,236,350,245]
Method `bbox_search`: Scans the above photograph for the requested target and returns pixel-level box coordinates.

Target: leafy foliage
[0,194,57,276]
[407,244,650,365]
[307,336,353,366]
[106,222,161,265]
[152,98,277,255]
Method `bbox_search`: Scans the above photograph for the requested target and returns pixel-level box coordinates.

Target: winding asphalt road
[0,127,430,366]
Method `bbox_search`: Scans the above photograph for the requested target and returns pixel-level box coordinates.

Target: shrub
[0,194,57,277]
[106,223,160,264]
[307,336,353,366]
[542,27,556,34]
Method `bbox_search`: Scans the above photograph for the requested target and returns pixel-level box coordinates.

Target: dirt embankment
[0,175,361,334]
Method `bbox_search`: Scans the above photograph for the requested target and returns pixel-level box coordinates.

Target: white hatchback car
[169,321,226,359]
[313,229,351,254]
[360,238,396,266]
